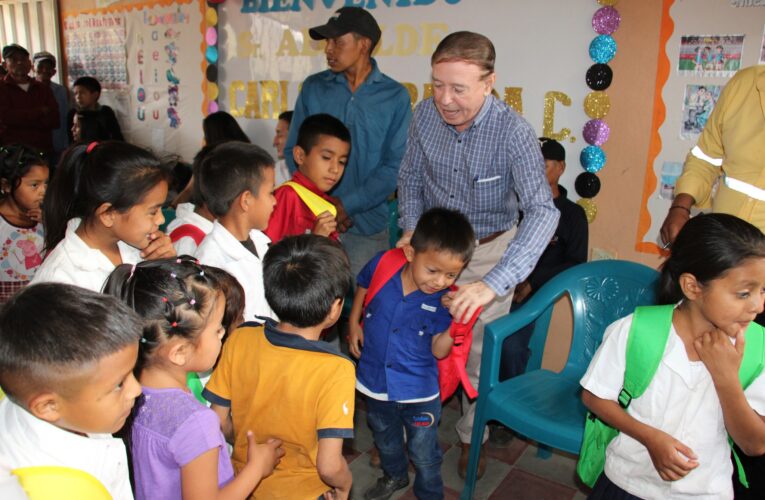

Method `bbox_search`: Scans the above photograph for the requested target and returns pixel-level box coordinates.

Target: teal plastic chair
[461,260,658,499]
[160,207,176,233]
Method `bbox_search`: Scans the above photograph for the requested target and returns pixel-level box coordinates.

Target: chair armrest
[478,288,567,394]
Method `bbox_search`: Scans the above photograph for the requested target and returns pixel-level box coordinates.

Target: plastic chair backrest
[159,207,176,233]
[12,466,112,500]
[388,198,401,249]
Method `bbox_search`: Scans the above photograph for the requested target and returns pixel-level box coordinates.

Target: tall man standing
[397,31,559,479]
[284,7,412,275]
[0,44,58,156]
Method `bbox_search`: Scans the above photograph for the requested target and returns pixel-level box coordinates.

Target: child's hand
[644,428,699,481]
[694,328,744,387]
[441,292,454,309]
[312,211,337,237]
[26,207,42,223]
[348,322,364,359]
[244,431,284,480]
[141,232,176,260]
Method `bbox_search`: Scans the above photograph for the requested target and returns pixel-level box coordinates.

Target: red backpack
[363,248,479,401]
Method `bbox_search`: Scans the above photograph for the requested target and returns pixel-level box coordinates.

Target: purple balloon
[583,119,611,146]
[208,101,219,114]
[592,6,621,35]
[206,27,217,46]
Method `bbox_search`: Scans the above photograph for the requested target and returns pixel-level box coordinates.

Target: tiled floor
[344,394,591,500]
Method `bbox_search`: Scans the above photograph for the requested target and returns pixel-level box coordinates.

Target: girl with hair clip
[0,144,49,302]
[32,141,176,291]
[104,257,283,500]
[581,213,765,500]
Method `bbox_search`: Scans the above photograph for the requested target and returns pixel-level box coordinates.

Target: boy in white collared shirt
[0,283,143,500]
[195,142,277,321]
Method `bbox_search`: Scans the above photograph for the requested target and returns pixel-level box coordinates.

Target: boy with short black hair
[67,76,124,142]
[166,144,216,256]
[347,207,475,500]
[195,141,277,322]
[0,283,143,500]
[204,234,355,499]
[264,113,350,243]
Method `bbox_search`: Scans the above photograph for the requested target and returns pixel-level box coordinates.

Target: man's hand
[329,196,353,233]
[513,281,531,303]
[659,194,694,246]
[141,232,176,260]
[446,281,495,323]
[312,211,337,237]
[395,230,414,248]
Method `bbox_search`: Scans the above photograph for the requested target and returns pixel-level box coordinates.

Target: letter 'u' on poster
[151,128,165,156]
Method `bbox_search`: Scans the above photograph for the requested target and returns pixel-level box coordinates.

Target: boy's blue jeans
[366,396,443,500]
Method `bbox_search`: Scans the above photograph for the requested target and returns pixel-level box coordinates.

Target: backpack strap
[363,248,407,309]
[739,321,765,388]
[169,224,206,245]
[620,305,675,408]
[284,181,337,218]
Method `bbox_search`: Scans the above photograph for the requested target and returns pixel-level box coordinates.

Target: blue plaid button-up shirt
[398,95,559,295]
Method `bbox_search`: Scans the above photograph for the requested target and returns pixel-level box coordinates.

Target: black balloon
[586,64,613,91]
[206,64,217,82]
[575,172,601,198]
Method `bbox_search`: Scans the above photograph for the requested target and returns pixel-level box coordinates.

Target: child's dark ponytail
[43,141,170,252]
[658,213,765,304]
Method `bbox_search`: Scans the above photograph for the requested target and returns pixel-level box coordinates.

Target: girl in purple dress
[104,257,284,500]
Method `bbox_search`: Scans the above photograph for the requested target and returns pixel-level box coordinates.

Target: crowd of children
[2,37,765,500]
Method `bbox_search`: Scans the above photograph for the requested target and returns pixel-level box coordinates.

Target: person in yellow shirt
[204,235,355,499]
[661,65,765,244]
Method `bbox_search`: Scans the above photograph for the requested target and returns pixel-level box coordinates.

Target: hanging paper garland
[579,1,620,223]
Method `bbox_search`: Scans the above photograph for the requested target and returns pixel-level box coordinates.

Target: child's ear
[292,145,306,167]
[95,202,116,228]
[402,244,416,263]
[167,340,192,367]
[323,297,344,328]
[237,190,252,212]
[27,392,63,424]
[678,272,702,300]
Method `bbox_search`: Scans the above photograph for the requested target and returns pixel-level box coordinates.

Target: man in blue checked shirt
[397,31,559,479]
[284,7,412,277]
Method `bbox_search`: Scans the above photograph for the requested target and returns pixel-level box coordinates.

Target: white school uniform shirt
[0,399,133,500]
[31,218,142,292]
[166,203,214,256]
[581,313,765,500]
[195,220,275,322]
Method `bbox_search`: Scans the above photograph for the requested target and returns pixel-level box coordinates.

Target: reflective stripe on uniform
[691,146,723,167]
[723,174,765,202]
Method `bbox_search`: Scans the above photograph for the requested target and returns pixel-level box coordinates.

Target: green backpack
[577,304,765,488]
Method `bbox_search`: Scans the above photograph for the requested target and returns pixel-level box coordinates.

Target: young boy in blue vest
[348,207,475,500]
[264,113,350,243]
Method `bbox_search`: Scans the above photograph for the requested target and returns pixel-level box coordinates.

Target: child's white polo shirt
[31,218,141,292]
[581,313,765,500]
[195,220,275,322]
[0,398,133,499]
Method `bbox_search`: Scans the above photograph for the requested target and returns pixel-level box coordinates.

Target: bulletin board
[62,0,205,161]
[636,0,765,253]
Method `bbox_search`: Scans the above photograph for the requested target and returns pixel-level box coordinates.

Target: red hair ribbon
[86,141,99,154]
